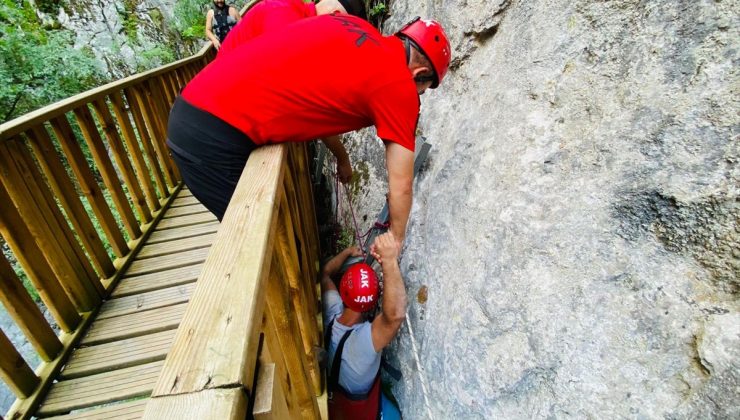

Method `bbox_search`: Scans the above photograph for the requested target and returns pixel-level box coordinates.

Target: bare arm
[370,232,406,352]
[321,135,352,184]
[384,141,414,245]
[229,6,240,22]
[205,10,220,49]
[320,246,362,294]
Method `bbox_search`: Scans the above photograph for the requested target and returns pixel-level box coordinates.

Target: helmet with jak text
[339,262,379,312]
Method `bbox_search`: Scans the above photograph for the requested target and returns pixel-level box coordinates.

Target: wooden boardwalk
[37,188,218,419]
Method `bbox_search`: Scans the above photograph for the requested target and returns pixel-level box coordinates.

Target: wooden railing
[142,142,324,419]
[0,43,216,419]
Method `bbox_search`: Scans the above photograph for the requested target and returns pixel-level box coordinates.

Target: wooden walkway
[37,188,218,419]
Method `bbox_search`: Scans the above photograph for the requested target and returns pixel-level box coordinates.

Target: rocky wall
[340,0,739,418]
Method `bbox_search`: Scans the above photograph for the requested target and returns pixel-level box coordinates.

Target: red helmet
[397,17,452,89]
[339,263,379,312]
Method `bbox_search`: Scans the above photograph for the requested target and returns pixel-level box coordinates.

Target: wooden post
[91,97,153,224]
[109,91,161,212]
[73,105,142,239]
[123,87,169,200]
[133,83,177,188]
[145,78,181,183]
[0,181,81,333]
[276,189,322,396]
[49,116,129,258]
[26,125,115,279]
[0,253,63,362]
[265,257,320,419]
[0,328,40,398]
[0,139,101,311]
[260,315,301,419]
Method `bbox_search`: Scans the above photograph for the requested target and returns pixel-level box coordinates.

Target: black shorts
[166,96,257,221]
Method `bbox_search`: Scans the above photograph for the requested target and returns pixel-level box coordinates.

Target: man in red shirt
[219,0,367,55]
[166,15,451,246]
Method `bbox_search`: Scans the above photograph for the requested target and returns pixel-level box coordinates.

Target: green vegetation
[121,0,141,43]
[0,0,104,123]
[174,0,207,41]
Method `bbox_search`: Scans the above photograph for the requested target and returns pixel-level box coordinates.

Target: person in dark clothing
[205,0,240,49]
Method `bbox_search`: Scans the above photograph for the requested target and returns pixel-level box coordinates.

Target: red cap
[339,263,379,312]
[397,17,452,88]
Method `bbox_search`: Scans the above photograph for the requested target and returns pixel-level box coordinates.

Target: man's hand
[370,232,400,266]
[337,158,353,184]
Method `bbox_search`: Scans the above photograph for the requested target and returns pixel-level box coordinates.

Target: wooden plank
[253,363,290,420]
[143,388,247,420]
[144,79,180,184]
[264,258,319,419]
[136,232,215,259]
[123,87,168,200]
[147,221,219,244]
[45,399,147,420]
[26,125,115,280]
[177,188,194,198]
[261,315,301,419]
[150,145,285,398]
[0,181,81,333]
[37,360,164,416]
[50,116,129,258]
[155,212,217,230]
[97,282,195,320]
[157,74,175,108]
[112,263,204,298]
[0,139,100,311]
[10,137,100,286]
[170,195,201,208]
[125,247,210,277]
[0,253,62,362]
[91,97,152,224]
[61,330,175,379]
[0,328,40,398]
[73,105,141,239]
[275,193,321,396]
[81,303,186,346]
[109,91,161,212]
[127,85,175,189]
[291,144,321,273]
[162,203,209,219]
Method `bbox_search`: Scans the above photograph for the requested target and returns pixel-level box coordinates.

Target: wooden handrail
[143,142,323,419]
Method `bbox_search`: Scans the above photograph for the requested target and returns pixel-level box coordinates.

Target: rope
[342,182,366,257]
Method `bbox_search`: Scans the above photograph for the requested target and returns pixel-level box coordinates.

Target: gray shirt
[323,290,381,395]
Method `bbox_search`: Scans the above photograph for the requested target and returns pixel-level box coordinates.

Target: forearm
[387,187,411,243]
[322,247,354,277]
[380,259,406,323]
[206,30,218,44]
[321,135,349,164]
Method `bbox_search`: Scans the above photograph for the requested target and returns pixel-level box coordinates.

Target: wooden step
[81,304,186,346]
[97,283,196,320]
[43,398,147,419]
[61,330,176,379]
[136,233,216,260]
[37,361,163,416]
[147,221,219,245]
[125,247,210,277]
[112,264,205,298]
[170,196,200,208]
[156,212,217,230]
[162,203,209,219]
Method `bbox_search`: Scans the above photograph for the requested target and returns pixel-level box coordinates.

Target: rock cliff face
[54,0,198,77]
[340,0,739,418]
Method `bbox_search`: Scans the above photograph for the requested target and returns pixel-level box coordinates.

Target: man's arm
[384,142,414,245]
[321,135,352,184]
[370,232,406,352]
[229,6,241,22]
[205,10,221,49]
[320,246,362,293]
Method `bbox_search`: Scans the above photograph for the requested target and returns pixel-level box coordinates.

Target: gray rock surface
[339,0,739,418]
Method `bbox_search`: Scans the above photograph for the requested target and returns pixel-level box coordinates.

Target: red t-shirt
[182,14,419,151]
[218,0,316,55]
